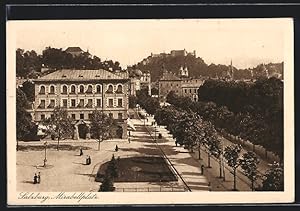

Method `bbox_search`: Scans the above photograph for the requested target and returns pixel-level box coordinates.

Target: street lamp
[154,121,157,141]
[128,131,131,143]
[98,135,103,151]
[43,141,47,167]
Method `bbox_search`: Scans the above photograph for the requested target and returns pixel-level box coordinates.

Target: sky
[10,19,290,69]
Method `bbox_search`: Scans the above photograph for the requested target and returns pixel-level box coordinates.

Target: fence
[115,186,187,192]
[219,130,280,163]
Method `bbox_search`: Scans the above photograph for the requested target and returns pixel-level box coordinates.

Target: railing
[115,187,186,192]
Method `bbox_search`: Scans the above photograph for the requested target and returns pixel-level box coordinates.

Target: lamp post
[154,121,157,141]
[128,131,131,143]
[43,141,47,167]
[98,135,102,151]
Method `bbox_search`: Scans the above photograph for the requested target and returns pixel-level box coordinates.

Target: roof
[35,69,128,82]
[65,47,83,52]
[159,71,181,81]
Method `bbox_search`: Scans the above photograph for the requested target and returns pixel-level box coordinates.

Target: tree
[16,88,35,144]
[240,151,260,191]
[99,174,115,192]
[20,80,35,102]
[151,87,159,95]
[90,110,114,150]
[223,144,242,190]
[106,154,119,178]
[206,135,223,177]
[129,95,137,109]
[261,162,284,191]
[43,107,73,150]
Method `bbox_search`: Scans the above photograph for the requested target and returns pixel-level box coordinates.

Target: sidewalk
[140,108,271,191]
[134,110,210,192]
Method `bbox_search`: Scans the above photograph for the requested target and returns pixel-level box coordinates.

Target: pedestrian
[201,164,205,175]
[86,155,89,165]
[115,145,119,152]
[88,156,91,165]
[79,147,83,156]
[37,172,41,184]
[33,173,37,184]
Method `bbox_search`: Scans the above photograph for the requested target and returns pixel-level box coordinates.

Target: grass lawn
[96,156,177,182]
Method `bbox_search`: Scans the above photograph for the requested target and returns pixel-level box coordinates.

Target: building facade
[140,72,151,96]
[31,69,129,139]
[181,78,204,102]
[158,70,182,102]
[158,67,204,103]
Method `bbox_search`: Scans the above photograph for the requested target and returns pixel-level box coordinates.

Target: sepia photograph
[6,18,294,205]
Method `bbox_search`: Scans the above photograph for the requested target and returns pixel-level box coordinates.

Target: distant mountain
[133,51,283,82]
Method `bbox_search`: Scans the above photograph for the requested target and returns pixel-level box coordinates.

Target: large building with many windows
[158,66,205,102]
[30,69,129,139]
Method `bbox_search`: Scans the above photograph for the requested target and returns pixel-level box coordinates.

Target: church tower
[225,59,234,80]
[179,65,189,78]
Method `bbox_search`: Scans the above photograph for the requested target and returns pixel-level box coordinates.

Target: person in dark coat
[33,173,37,184]
[86,155,89,165]
[37,172,41,184]
[79,147,83,156]
[115,145,119,152]
[201,165,205,175]
[88,156,91,165]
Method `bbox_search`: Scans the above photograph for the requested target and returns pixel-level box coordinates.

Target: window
[48,100,55,108]
[41,114,45,120]
[86,85,93,93]
[117,98,123,107]
[107,85,113,93]
[50,85,55,94]
[189,89,192,93]
[39,86,45,94]
[78,99,84,108]
[194,89,197,93]
[62,85,68,94]
[96,85,101,93]
[71,99,76,107]
[88,113,93,119]
[109,113,113,119]
[62,99,67,108]
[70,85,76,94]
[86,99,93,108]
[96,99,101,107]
[50,114,54,119]
[48,99,55,108]
[185,89,187,94]
[116,85,123,93]
[118,113,123,120]
[108,99,114,107]
[39,100,45,108]
[80,114,84,119]
[79,85,84,93]
[71,114,76,120]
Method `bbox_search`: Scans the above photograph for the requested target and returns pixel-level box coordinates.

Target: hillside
[134,53,283,82]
